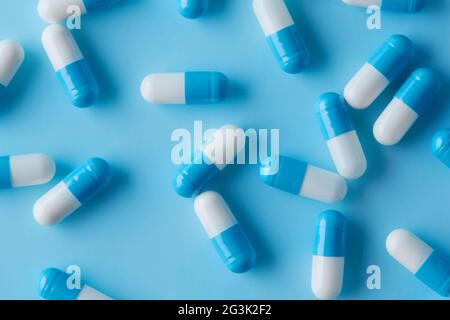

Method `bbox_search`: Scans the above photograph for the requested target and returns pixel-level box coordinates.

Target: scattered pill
[344,34,414,110]
[386,229,450,297]
[33,157,111,226]
[341,0,424,12]
[173,125,244,197]
[311,210,346,300]
[194,191,256,273]
[38,267,112,300]
[260,155,347,204]
[178,0,208,19]
[316,93,367,179]
[0,40,24,97]
[373,68,440,146]
[42,24,99,108]
[0,154,55,188]
[253,0,309,74]
[431,129,450,168]
[140,72,227,105]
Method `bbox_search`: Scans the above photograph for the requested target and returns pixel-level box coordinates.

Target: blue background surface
[0,0,449,300]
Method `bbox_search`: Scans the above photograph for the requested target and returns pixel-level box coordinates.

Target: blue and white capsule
[344,34,414,109]
[374,68,441,145]
[260,155,347,204]
[0,154,55,189]
[141,72,227,105]
[33,157,111,226]
[42,24,99,108]
[38,267,112,300]
[178,0,208,19]
[316,93,367,179]
[311,210,346,300]
[342,0,424,12]
[38,0,121,23]
[387,229,450,297]
[194,191,256,273]
[432,129,450,168]
[0,40,24,98]
[173,125,245,197]
[253,0,309,74]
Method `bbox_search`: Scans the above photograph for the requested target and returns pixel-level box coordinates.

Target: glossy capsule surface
[178,0,208,19]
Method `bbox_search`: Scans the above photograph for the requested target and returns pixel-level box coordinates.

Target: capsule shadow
[207,0,229,17]
[226,77,249,105]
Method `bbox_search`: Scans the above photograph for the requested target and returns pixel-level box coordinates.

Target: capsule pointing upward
[0,40,24,98]
[178,0,208,19]
[431,129,450,168]
[342,0,424,12]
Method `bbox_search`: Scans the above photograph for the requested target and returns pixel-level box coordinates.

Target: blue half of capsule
[38,268,82,300]
[415,250,450,297]
[313,210,346,257]
[381,0,424,12]
[178,0,209,19]
[431,129,450,168]
[185,72,227,104]
[0,156,11,188]
[316,93,355,140]
[260,156,307,194]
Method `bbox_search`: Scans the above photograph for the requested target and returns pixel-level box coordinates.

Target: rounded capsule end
[411,68,441,94]
[86,158,112,187]
[178,0,208,19]
[316,92,346,114]
[259,156,276,186]
[280,53,308,74]
[431,129,450,163]
[172,172,197,198]
[226,250,256,273]
[38,267,79,300]
[386,34,414,60]
[316,210,346,230]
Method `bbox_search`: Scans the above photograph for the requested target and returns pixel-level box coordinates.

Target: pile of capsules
[0,0,449,300]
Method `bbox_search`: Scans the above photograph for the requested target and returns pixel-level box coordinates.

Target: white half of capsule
[253,0,294,36]
[42,24,83,71]
[9,154,56,187]
[373,98,418,146]
[0,40,25,87]
[311,256,345,300]
[140,73,185,104]
[344,63,389,110]
[327,131,367,179]
[194,191,237,238]
[77,285,112,300]
[38,0,87,23]
[299,165,347,203]
[33,181,81,226]
[342,0,381,8]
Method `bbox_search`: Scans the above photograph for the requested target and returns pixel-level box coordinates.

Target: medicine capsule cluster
[0,0,448,300]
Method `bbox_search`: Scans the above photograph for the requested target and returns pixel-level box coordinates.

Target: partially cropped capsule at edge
[373,68,441,146]
[0,40,24,97]
[194,191,256,273]
[141,72,227,105]
[344,34,414,109]
[342,0,424,12]
[178,0,209,19]
[38,268,112,300]
[311,210,346,300]
[260,155,347,204]
[386,229,450,297]
[33,157,111,226]
[431,129,450,168]
[0,154,55,188]
[42,24,99,108]
[316,93,367,179]
[253,0,309,74]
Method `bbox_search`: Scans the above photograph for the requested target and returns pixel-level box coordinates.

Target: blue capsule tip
[412,68,441,93]
[172,173,196,198]
[87,158,112,186]
[431,129,450,166]
[386,34,414,59]
[226,251,256,274]
[316,92,345,113]
[317,210,346,229]
[178,0,208,19]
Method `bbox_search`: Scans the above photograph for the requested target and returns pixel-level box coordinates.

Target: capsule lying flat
[253,0,309,74]
[178,0,208,19]
[373,68,441,146]
[0,154,55,188]
[42,24,99,108]
[311,210,346,300]
[260,155,347,203]
[38,0,121,23]
[431,129,450,168]
[38,267,112,300]
[344,34,414,109]
[342,0,424,12]
[33,157,111,226]
[386,229,450,297]
[0,40,24,97]
[194,191,256,273]
[316,93,367,179]
[141,72,227,105]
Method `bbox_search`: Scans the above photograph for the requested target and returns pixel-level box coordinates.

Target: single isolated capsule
[173,125,245,197]
[341,0,424,12]
[38,267,112,300]
[344,34,414,109]
[0,154,55,188]
[253,0,309,74]
[373,68,441,146]
[42,24,99,108]
[0,40,24,97]
[194,191,256,273]
[316,93,367,179]
[311,210,346,300]
[260,155,347,204]
[386,229,450,297]
[431,129,450,168]
[38,0,122,23]
[178,0,208,19]
[33,157,111,226]
[140,72,227,105]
